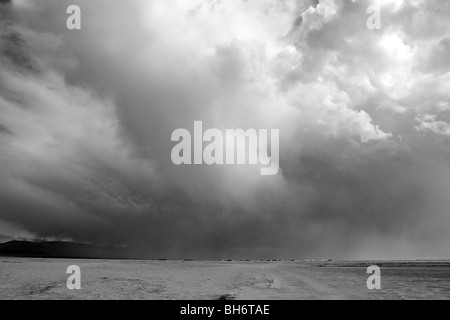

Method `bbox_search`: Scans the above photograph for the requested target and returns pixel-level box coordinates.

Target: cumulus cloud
[1,0,450,259]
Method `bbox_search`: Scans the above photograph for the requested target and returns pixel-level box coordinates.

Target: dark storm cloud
[0,0,450,259]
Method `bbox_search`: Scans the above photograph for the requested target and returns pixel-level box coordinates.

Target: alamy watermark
[367,265,381,290]
[66,4,381,32]
[66,265,81,290]
[367,4,381,30]
[171,121,280,176]
[66,5,81,30]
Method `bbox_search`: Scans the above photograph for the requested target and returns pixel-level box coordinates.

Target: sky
[0,0,450,259]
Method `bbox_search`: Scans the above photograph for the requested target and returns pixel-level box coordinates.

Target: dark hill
[0,241,130,259]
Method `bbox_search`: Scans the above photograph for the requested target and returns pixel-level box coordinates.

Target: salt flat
[0,258,449,300]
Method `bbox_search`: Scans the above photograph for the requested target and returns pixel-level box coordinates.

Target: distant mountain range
[0,241,131,259]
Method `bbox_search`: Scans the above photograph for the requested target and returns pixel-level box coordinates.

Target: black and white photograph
[1,0,450,304]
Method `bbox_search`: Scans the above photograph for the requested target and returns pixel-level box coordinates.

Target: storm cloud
[1,0,450,259]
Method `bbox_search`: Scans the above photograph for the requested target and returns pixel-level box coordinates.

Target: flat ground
[1,258,449,300]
